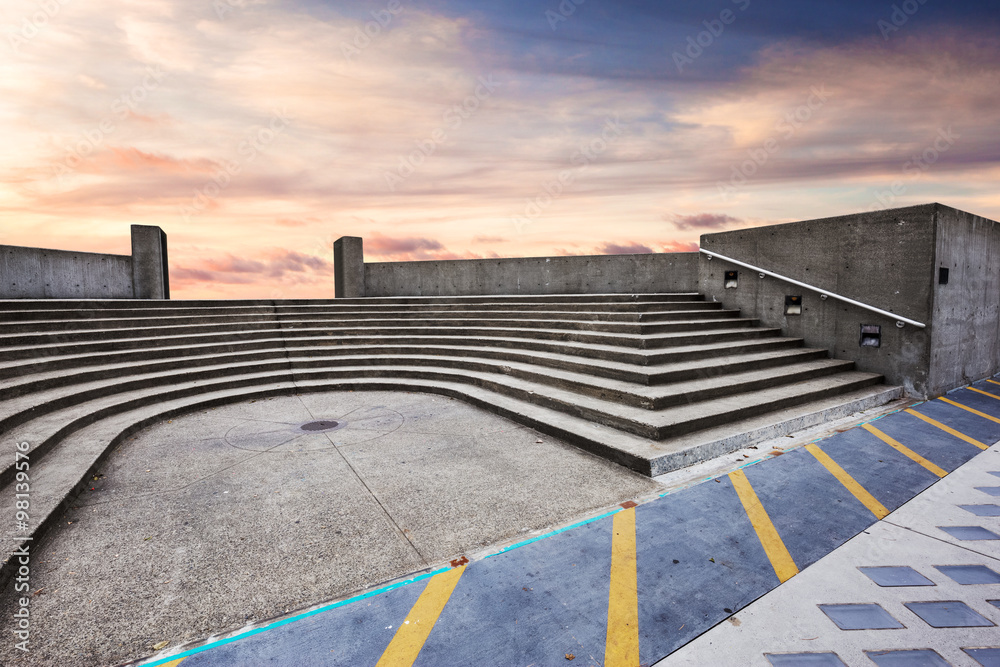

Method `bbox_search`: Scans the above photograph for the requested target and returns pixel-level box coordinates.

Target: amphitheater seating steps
[0,293,902,582]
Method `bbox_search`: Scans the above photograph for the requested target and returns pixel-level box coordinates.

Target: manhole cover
[300,420,345,432]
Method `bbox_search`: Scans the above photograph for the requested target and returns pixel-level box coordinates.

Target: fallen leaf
[153,641,169,651]
[709,558,715,563]
[565,654,575,661]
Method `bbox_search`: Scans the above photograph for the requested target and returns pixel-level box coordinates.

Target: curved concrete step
[0,358,881,492]
[0,307,741,333]
[0,293,704,312]
[0,316,759,347]
[0,375,902,587]
[0,324,781,360]
[0,334,809,381]
[0,351,849,438]
[1,344,830,402]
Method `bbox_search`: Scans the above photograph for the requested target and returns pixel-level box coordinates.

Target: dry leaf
[153,641,169,650]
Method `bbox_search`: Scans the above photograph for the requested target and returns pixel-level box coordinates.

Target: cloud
[596,242,654,255]
[667,213,743,231]
[659,240,700,252]
[173,249,333,286]
[365,233,445,259]
[473,235,507,243]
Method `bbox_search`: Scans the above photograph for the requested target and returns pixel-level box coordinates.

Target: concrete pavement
[119,377,1000,666]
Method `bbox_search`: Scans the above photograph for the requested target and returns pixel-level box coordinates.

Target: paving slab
[664,435,1000,666]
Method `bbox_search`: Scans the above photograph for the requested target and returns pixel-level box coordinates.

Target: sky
[2,0,998,298]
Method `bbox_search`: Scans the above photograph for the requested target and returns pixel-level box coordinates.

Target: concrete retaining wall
[928,206,1000,396]
[0,225,170,299]
[361,252,700,297]
[699,203,1000,399]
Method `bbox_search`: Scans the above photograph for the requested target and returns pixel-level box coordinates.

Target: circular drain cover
[300,420,344,432]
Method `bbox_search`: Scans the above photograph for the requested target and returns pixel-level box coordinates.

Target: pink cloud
[366,233,445,256]
[597,242,654,255]
[667,213,742,231]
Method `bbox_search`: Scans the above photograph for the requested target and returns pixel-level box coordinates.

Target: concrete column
[131,225,170,299]
[334,236,365,298]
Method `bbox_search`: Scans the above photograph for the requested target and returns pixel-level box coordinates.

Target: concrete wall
[699,204,938,397]
[0,225,170,299]
[928,205,1000,395]
[361,252,700,297]
[334,236,365,298]
[0,247,135,299]
[130,225,170,299]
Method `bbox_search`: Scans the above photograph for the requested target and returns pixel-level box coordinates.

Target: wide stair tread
[0,351,848,429]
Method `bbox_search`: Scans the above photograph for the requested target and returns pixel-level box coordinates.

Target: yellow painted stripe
[805,444,889,519]
[905,408,988,450]
[988,379,1000,387]
[158,660,186,667]
[729,470,799,583]
[970,387,1000,401]
[940,397,1000,425]
[605,507,640,667]
[862,424,947,478]
[376,566,465,667]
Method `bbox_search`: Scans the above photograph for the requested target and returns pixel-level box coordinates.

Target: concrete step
[0,360,881,493]
[0,324,781,360]
[0,308,742,334]
[0,352,849,440]
[0,334,808,379]
[0,316,757,347]
[0,375,904,587]
[0,301,727,323]
[1,345,830,404]
[0,293,704,311]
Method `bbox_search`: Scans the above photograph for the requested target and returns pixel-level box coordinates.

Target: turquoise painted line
[138,566,451,667]
[485,508,621,558]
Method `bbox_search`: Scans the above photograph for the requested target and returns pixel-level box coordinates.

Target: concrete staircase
[0,293,901,581]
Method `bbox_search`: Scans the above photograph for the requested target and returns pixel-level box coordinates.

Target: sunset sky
[2,0,998,298]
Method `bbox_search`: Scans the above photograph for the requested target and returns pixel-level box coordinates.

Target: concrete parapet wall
[929,205,1000,395]
[699,203,1000,398]
[0,225,169,299]
[0,247,134,299]
[334,236,365,298]
[362,252,700,297]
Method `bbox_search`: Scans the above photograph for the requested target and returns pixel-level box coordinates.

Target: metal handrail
[699,248,926,329]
